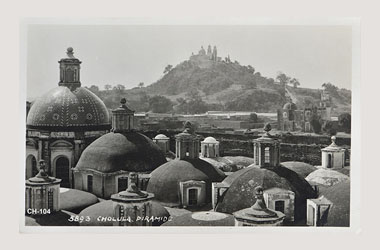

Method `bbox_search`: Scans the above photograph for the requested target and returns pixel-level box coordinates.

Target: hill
[86,52,351,115]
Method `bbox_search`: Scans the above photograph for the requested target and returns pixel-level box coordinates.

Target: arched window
[26,155,38,179]
[264,147,270,163]
[55,156,70,188]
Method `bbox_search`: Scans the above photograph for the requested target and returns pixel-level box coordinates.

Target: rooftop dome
[283,102,297,110]
[78,200,170,226]
[215,165,317,221]
[305,168,349,187]
[154,134,169,140]
[200,157,238,172]
[162,211,234,226]
[27,48,110,131]
[75,132,167,173]
[146,159,226,207]
[281,161,317,179]
[318,181,350,226]
[59,188,99,213]
[202,137,218,144]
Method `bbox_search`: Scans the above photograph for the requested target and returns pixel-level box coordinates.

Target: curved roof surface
[215,165,317,220]
[162,211,234,226]
[59,188,99,213]
[281,161,317,179]
[27,86,110,131]
[318,180,350,226]
[75,132,167,173]
[146,159,226,207]
[305,168,350,187]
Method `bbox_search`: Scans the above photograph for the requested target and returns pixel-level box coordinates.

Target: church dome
[75,132,167,173]
[27,86,110,131]
[203,137,218,144]
[146,159,226,207]
[27,47,110,131]
[154,134,169,140]
[215,165,316,221]
[283,102,297,110]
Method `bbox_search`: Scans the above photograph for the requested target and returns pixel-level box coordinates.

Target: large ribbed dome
[27,86,110,131]
[75,132,167,173]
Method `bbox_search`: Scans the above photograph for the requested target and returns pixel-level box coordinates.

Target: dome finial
[263,123,272,135]
[66,47,74,58]
[120,98,127,106]
[118,172,148,198]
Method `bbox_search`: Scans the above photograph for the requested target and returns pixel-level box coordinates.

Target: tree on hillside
[138,82,144,88]
[113,84,126,94]
[249,113,258,123]
[276,72,291,87]
[246,65,255,74]
[104,84,112,91]
[267,78,275,85]
[310,110,322,134]
[290,78,300,88]
[303,96,316,108]
[87,85,100,95]
[148,95,173,113]
[163,64,173,74]
[322,82,339,94]
[338,112,351,133]
[323,121,338,136]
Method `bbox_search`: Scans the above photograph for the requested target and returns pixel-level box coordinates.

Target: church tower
[111,98,135,133]
[58,47,82,90]
[253,123,281,167]
[175,121,200,160]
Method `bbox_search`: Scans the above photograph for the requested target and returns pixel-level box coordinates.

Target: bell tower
[58,47,82,90]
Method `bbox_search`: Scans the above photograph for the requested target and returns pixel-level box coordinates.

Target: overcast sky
[26,25,352,100]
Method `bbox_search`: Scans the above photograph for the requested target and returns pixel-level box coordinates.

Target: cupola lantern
[58,47,82,90]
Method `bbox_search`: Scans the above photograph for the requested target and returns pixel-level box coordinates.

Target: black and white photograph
[21,22,358,229]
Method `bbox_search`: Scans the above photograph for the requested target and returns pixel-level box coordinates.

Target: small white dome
[154,134,169,140]
[203,136,218,144]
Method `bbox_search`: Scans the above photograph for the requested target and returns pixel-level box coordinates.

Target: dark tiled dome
[75,132,167,173]
[146,159,226,207]
[215,165,317,221]
[27,86,110,131]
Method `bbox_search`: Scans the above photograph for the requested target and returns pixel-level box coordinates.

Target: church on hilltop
[190,45,221,62]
